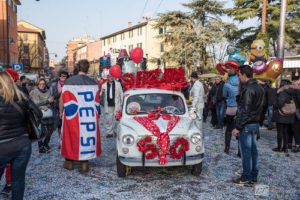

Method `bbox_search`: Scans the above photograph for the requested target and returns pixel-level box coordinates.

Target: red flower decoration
[137,136,158,160]
[5,69,19,82]
[148,112,160,120]
[115,110,122,120]
[161,114,171,120]
[170,137,190,159]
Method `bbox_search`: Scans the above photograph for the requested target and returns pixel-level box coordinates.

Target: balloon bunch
[216,40,283,86]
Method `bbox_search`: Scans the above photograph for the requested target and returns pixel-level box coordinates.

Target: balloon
[109,65,121,79]
[130,47,143,64]
[252,61,267,74]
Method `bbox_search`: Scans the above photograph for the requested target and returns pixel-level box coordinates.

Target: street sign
[12,64,23,74]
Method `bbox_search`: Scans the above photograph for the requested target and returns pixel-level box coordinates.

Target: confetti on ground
[1,116,299,200]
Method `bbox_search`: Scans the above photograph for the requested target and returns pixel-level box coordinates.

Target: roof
[17,25,44,40]
[17,20,46,40]
[101,22,148,40]
[13,0,21,5]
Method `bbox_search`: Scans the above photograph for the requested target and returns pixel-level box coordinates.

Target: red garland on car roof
[121,67,187,91]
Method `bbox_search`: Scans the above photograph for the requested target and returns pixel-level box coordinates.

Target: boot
[80,161,89,173]
[237,147,241,158]
[224,130,231,154]
[63,160,74,170]
[38,141,47,153]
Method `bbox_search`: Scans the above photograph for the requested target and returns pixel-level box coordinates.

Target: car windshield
[126,93,186,115]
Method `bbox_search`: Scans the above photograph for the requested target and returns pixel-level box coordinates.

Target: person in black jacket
[272,79,300,153]
[213,76,225,129]
[19,75,29,96]
[232,65,264,186]
[265,83,277,130]
[50,70,69,142]
[0,72,41,200]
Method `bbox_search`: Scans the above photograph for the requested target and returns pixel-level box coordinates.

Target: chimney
[142,16,145,22]
[128,22,132,28]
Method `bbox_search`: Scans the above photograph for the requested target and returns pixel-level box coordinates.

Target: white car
[116,88,204,177]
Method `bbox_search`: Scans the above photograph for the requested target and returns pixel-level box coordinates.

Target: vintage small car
[116,88,204,177]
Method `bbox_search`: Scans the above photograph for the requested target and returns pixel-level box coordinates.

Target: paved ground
[1,117,300,200]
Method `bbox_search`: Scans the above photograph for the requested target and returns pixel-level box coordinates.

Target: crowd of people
[1,59,300,199]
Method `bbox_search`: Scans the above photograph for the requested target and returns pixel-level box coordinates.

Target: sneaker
[232,177,253,187]
[235,169,242,177]
[1,183,11,196]
[252,177,258,183]
[292,146,300,153]
[272,147,281,152]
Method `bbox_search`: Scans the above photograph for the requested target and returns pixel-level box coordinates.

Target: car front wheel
[116,155,127,177]
[191,162,202,176]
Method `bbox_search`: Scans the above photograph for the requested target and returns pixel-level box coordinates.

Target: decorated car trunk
[115,63,204,177]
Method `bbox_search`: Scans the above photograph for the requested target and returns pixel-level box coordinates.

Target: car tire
[191,162,202,176]
[116,155,127,177]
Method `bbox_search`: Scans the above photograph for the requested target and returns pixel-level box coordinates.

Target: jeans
[267,106,273,129]
[239,123,259,181]
[216,102,225,127]
[0,144,31,200]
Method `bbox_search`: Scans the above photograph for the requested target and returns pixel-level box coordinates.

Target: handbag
[42,108,53,119]
[11,101,44,141]
[279,99,296,116]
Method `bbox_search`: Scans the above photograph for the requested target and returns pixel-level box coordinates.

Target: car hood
[120,116,193,136]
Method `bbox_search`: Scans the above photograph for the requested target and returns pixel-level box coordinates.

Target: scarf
[57,80,64,91]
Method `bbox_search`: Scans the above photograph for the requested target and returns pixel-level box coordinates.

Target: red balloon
[130,47,143,64]
[109,65,121,79]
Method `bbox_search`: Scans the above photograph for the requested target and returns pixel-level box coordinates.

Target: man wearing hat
[101,72,123,137]
[190,71,205,130]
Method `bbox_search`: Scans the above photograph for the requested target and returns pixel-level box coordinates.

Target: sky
[18,0,235,62]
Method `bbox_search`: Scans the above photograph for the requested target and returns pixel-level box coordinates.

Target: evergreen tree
[228,0,300,56]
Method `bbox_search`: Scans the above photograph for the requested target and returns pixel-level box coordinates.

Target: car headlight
[191,133,201,144]
[122,135,135,146]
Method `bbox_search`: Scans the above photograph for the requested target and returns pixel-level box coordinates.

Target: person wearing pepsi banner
[189,71,204,131]
[59,59,101,173]
[101,72,123,137]
[232,65,264,186]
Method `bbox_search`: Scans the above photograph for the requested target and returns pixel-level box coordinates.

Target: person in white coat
[190,72,205,130]
[101,74,123,137]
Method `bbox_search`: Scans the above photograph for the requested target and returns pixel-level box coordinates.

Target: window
[23,34,28,41]
[24,45,29,54]
[103,40,106,46]
[121,33,125,40]
[13,4,17,13]
[8,0,13,7]
[137,43,142,48]
[103,51,105,56]
[128,45,134,52]
[297,49,300,55]
[113,36,117,43]
[108,38,111,45]
[128,30,133,38]
[22,59,30,67]
[160,43,164,52]
[159,28,163,34]
[137,27,142,36]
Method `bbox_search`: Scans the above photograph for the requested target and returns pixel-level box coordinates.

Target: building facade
[17,20,46,74]
[0,0,21,68]
[66,35,97,72]
[101,19,164,70]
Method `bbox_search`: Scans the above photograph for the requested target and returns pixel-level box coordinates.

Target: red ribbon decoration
[134,115,180,165]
